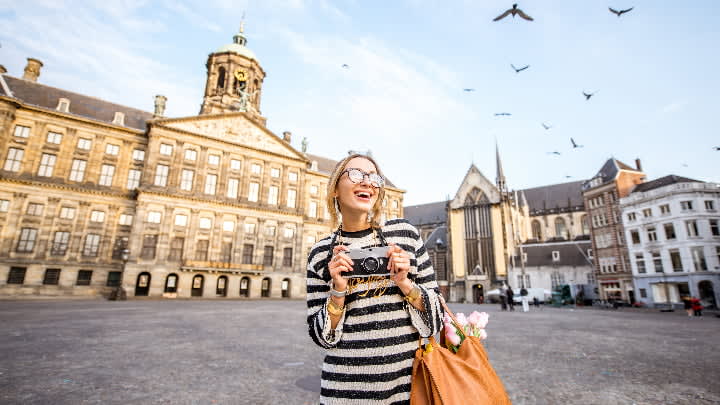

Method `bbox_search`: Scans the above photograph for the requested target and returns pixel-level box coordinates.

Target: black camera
[345,246,391,278]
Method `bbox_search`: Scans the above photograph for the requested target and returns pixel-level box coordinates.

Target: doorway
[191,275,204,297]
[473,284,484,304]
[135,272,151,296]
[698,280,716,309]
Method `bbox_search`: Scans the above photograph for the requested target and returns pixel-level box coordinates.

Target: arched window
[217,67,226,89]
[164,273,178,293]
[261,277,271,297]
[216,276,228,297]
[135,272,151,296]
[554,217,567,239]
[281,278,291,298]
[531,220,543,241]
[191,275,204,297]
[581,215,590,235]
[239,277,250,297]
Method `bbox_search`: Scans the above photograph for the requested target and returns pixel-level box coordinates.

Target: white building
[620,176,720,309]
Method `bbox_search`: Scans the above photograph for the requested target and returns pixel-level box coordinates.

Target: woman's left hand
[387,243,411,284]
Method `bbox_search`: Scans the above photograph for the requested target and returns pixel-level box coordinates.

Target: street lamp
[109,249,129,301]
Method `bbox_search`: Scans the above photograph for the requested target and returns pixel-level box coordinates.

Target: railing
[182,260,263,271]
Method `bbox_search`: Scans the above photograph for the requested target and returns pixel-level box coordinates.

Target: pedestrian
[506,286,515,311]
[520,287,529,312]
[682,296,694,317]
[691,297,703,317]
[500,293,507,311]
[305,154,444,404]
[533,296,540,308]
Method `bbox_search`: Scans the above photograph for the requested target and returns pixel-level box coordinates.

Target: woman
[306,154,443,404]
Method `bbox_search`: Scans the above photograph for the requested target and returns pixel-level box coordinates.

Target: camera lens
[363,257,379,272]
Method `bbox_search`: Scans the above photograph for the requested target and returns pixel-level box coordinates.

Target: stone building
[0,26,404,299]
[620,175,720,309]
[582,158,645,303]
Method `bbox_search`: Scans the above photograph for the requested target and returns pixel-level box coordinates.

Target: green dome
[216,43,257,61]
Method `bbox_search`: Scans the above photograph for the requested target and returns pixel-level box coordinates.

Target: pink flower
[455,312,468,326]
[478,329,488,340]
[467,311,489,329]
[445,326,461,346]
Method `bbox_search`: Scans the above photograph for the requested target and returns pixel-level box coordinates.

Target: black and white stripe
[306,219,443,404]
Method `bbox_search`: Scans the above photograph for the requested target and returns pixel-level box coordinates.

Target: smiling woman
[305,154,443,404]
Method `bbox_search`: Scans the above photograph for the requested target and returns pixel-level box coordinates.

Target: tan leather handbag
[410,298,512,405]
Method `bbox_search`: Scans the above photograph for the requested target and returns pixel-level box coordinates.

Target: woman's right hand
[329,245,353,291]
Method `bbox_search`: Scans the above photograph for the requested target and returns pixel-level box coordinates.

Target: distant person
[691,297,703,317]
[533,296,540,308]
[682,296,694,317]
[520,287,529,312]
[500,293,508,311]
[506,287,515,311]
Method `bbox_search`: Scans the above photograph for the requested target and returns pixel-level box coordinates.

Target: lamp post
[110,249,129,301]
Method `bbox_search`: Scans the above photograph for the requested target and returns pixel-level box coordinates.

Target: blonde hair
[326,154,386,229]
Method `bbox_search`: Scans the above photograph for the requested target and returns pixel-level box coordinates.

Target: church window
[554,217,567,239]
[531,220,542,241]
[217,67,226,89]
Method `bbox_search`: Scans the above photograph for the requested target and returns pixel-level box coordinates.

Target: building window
[90,210,105,223]
[639,288,647,298]
[27,203,44,216]
[283,247,293,267]
[204,174,217,195]
[664,223,676,240]
[531,220,542,241]
[287,189,297,209]
[705,200,716,211]
[105,143,120,156]
[199,218,212,229]
[248,182,259,202]
[587,248,593,259]
[132,149,145,161]
[642,208,652,218]
[99,164,115,186]
[265,226,276,237]
[46,131,63,144]
[288,171,298,182]
[691,246,707,271]
[184,149,197,161]
[716,246,720,265]
[310,185,318,195]
[554,218,567,239]
[195,239,210,261]
[270,168,280,178]
[140,235,157,259]
[118,214,133,226]
[669,249,683,272]
[7,267,27,284]
[659,204,671,215]
[263,246,274,266]
[106,272,121,287]
[57,98,70,112]
[647,227,657,242]
[635,253,646,273]
[223,221,235,232]
[244,223,256,234]
[111,237,129,260]
[37,153,56,177]
[127,169,141,189]
[59,206,75,219]
[550,271,565,289]
[159,143,173,156]
[242,244,254,264]
[168,238,184,261]
[69,159,86,182]
[283,227,295,238]
[76,270,93,286]
[83,234,101,257]
[113,112,125,125]
[175,214,188,227]
[251,163,261,174]
[268,185,279,205]
[261,278,271,297]
[220,242,233,262]
[551,251,560,262]
[652,252,663,273]
[630,230,641,244]
[165,274,178,293]
[4,147,24,172]
[208,154,220,166]
[147,211,162,224]
[14,125,30,138]
[77,138,92,150]
[154,165,169,186]
[180,169,194,191]
[0,199,9,212]
[627,212,636,221]
[686,220,699,237]
[230,159,241,170]
[710,219,720,236]
[51,231,70,255]
[227,178,239,198]
[43,268,61,285]
[680,201,693,211]
[309,201,318,218]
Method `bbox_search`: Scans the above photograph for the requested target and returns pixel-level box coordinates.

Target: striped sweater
[306,219,443,405]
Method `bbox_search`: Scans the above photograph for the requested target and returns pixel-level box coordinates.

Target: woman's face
[335,157,380,218]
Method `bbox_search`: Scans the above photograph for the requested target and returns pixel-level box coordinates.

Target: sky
[1,0,718,206]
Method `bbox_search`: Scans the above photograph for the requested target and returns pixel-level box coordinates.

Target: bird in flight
[511,64,530,73]
[564,175,573,179]
[341,64,350,69]
[713,146,720,151]
[571,138,584,148]
[493,4,534,21]
[583,91,597,100]
[609,7,634,17]
[541,122,552,130]
[494,112,512,116]
[547,151,561,155]
[463,88,476,92]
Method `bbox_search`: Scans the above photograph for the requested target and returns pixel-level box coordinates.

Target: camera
[345,246,392,278]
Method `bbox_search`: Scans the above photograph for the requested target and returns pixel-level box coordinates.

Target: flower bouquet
[443,310,488,353]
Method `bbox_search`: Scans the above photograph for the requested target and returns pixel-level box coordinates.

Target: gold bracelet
[327,299,345,316]
[404,286,421,303]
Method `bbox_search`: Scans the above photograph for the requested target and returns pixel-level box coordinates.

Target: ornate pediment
[449,164,501,209]
[156,113,305,160]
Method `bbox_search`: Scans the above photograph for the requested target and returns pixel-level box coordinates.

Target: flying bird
[582,91,597,100]
[541,122,552,130]
[571,138,584,148]
[564,175,573,179]
[463,88,476,92]
[494,112,512,116]
[713,146,720,150]
[609,7,634,17]
[511,64,530,73]
[341,64,350,69]
[493,4,534,21]
[547,151,561,155]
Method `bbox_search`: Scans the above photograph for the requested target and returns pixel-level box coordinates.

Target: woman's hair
[326,153,386,229]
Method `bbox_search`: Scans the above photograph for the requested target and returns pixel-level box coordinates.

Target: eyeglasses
[341,168,385,188]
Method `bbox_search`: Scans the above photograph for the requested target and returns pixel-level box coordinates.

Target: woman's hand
[329,245,352,291]
[387,243,412,288]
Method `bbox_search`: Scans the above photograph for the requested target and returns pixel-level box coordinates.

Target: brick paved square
[0,300,718,405]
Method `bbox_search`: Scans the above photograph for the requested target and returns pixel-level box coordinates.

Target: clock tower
[200,22,267,124]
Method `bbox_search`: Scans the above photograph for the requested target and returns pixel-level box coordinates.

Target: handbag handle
[417,293,464,350]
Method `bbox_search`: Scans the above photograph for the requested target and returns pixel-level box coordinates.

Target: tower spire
[496,141,507,192]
